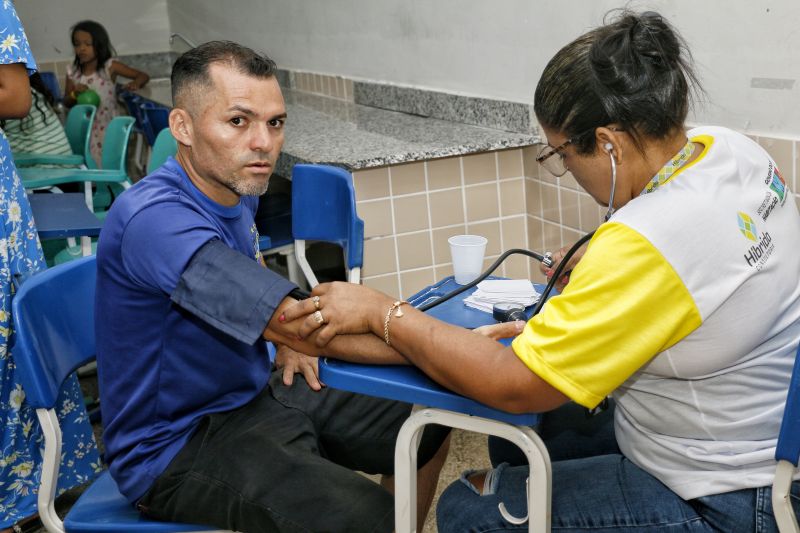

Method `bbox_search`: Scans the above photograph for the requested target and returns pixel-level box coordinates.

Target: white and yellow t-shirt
[512,126,800,499]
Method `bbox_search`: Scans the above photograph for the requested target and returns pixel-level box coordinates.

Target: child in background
[3,72,71,157]
[64,20,149,167]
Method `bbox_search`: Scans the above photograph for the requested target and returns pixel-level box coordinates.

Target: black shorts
[138,372,450,533]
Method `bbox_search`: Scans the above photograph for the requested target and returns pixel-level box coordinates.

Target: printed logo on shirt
[737,212,758,241]
[250,223,263,263]
[769,166,786,204]
[738,212,774,271]
[757,163,787,222]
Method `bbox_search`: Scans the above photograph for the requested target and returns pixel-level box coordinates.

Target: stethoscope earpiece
[604,142,613,152]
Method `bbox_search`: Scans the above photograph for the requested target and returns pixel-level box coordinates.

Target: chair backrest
[147,128,178,174]
[120,91,154,142]
[64,104,97,167]
[39,71,62,102]
[292,164,364,285]
[143,103,170,139]
[12,256,96,410]
[100,116,135,173]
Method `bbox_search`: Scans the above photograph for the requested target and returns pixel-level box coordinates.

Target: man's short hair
[171,41,277,109]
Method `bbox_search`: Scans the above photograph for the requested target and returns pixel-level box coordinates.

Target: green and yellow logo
[737,212,758,241]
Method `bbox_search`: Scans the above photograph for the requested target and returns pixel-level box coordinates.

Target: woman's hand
[274,344,323,391]
[280,282,394,347]
[473,320,526,341]
[541,243,587,292]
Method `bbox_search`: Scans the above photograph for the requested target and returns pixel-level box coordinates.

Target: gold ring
[312,310,324,324]
[312,295,320,310]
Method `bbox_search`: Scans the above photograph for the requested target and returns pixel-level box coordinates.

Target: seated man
[95,41,449,533]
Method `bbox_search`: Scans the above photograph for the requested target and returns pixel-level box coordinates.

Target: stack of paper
[463,279,541,314]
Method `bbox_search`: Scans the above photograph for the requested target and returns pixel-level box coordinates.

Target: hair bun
[589,10,684,96]
[628,11,682,69]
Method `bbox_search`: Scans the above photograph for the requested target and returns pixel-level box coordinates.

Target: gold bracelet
[383,300,408,346]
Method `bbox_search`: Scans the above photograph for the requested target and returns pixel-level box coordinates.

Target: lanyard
[641,139,695,195]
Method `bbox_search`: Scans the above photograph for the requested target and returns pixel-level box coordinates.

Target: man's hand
[274,344,324,391]
[472,320,526,341]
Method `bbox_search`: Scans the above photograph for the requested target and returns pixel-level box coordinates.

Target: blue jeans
[437,402,800,532]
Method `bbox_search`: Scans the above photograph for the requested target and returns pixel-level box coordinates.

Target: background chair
[772,343,800,532]
[119,90,149,172]
[13,104,96,168]
[39,71,63,102]
[291,164,364,287]
[143,102,170,142]
[52,126,178,265]
[19,116,135,213]
[147,128,178,174]
[11,256,234,533]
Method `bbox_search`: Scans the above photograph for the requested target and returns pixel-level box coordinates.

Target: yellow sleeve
[511,222,702,408]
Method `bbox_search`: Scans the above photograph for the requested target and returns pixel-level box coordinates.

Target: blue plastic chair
[19,116,134,193]
[39,71,62,102]
[11,256,234,533]
[318,278,551,533]
[773,343,800,532]
[120,91,158,147]
[143,102,170,140]
[291,164,364,286]
[258,192,303,285]
[14,104,96,168]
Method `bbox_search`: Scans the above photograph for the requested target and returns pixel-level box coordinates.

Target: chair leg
[773,461,800,533]
[394,408,551,533]
[80,236,92,256]
[294,240,319,288]
[281,247,306,288]
[35,409,66,533]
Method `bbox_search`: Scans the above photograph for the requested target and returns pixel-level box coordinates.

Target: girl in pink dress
[64,20,149,167]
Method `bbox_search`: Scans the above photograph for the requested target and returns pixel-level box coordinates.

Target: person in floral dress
[0,3,101,530]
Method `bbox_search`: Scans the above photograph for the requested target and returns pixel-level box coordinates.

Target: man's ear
[169,108,193,147]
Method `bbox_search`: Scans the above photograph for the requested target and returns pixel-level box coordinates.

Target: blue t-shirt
[96,157,293,502]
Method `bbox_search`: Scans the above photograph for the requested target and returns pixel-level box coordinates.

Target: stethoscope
[420,144,618,317]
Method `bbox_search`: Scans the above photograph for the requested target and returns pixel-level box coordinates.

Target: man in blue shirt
[95,41,449,533]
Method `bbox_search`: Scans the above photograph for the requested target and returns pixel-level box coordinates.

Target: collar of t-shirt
[163,157,245,220]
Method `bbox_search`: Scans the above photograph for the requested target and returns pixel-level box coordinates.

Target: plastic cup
[448,235,488,285]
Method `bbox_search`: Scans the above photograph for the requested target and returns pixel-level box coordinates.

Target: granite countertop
[135,81,540,177]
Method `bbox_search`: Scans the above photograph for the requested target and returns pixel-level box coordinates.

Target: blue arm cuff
[171,239,297,344]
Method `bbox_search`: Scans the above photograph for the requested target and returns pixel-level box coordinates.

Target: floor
[422,429,491,533]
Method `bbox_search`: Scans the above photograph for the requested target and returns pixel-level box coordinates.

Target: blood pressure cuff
[171,239,298,344]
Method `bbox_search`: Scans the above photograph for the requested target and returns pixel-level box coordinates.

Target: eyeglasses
[536,139,573,177]
[536,126,625,177]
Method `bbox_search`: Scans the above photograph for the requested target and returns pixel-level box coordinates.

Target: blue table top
[407,276,546,330]
[319,277,550,425]
[28,193,103,240]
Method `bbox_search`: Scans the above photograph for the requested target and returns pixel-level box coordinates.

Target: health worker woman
[283,10,800,532]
